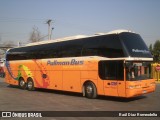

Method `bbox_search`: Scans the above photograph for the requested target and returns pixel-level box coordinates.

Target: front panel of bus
[125,61,155,97]
[99,60,155,98]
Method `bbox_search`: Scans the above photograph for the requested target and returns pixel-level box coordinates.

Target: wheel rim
[28,81,33,89]
[86,85,93,94]
[20,80,25,87]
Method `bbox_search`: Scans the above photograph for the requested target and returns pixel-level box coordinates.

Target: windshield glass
[126,61,152,81]
[119,33,152,58]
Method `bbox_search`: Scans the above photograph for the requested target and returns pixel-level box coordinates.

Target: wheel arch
[27,77,34,82]
[18,76,24,81]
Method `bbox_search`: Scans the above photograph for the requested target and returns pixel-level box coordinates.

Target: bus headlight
[150,82,155,86]
[128,86,135,89]
[135,85,141,88]
[128,85,141,89]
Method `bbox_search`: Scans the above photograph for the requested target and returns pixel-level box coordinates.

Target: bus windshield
[119,33,152,58]
[125,61,152,81]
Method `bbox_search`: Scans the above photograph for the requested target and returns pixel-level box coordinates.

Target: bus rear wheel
[27,79,35,91]
[19,78,26,90]
[84,82,97,99]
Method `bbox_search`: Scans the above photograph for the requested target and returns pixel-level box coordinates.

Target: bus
[5,29,155,98]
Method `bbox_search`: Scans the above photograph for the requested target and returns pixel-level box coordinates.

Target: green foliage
[149,44,153,52]
[150,40,160,62]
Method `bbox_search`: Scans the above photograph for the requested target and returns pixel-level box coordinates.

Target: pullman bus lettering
[47,59,84,66]
[132,49,150,54]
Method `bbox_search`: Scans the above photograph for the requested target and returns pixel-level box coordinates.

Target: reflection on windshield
[126,62,152,80]
[119,32,152,58]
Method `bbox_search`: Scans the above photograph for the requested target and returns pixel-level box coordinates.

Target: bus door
[99,60,125,97]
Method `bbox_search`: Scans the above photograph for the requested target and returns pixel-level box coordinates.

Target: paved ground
[0,77,159,120]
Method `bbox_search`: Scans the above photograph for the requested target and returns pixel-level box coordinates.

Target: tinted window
[6,40,83,60]
[119,32,152,58]
[82,48,98,56]
[98,48,124,58]
[99,61,124,80]
[8,33,152,61]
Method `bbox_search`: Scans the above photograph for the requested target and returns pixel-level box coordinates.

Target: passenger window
[99,61,124,80]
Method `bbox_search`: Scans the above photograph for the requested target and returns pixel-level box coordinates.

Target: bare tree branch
[29,26,43,43]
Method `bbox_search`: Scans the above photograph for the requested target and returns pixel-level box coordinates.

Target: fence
[151,63,160,82]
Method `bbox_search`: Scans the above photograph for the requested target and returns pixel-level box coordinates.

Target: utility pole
[51,27,54,39]
[46,19,52,40]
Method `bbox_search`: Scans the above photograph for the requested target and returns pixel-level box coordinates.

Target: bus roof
[26,35,88,46]
[26,29,135,47]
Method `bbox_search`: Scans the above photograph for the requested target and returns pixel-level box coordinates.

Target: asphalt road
[0,77,160,120]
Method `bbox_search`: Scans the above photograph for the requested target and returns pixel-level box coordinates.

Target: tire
[19,78,26,90]
[27,79,35,91]
[84,82,97,99]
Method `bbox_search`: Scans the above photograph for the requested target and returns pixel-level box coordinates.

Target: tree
[149,44,153,53]
[150,40,160,62]
[29,26,42,43]
[153,40,160,62]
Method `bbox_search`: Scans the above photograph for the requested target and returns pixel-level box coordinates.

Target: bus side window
[82,48,98,56]
[99,61,124,80]
[99,61,117,80]
[106,62,117,79]
[99,61,107,79]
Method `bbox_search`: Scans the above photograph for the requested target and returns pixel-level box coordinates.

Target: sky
[0,0,160,46]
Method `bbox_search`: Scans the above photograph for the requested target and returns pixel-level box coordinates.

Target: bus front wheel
[27,79,35,91]
[84,82,97,99]
[19,78,26,90]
